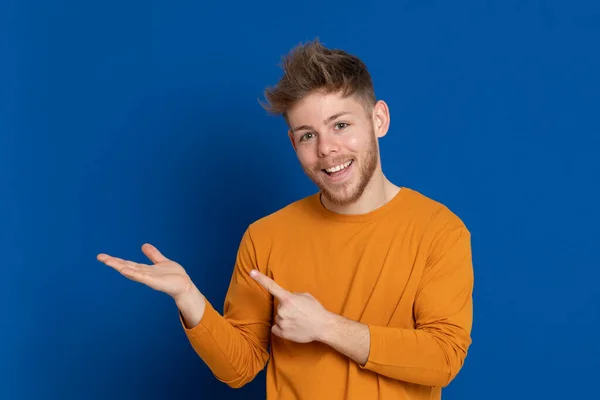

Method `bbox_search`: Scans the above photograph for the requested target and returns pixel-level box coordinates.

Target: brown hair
[261,38,376,119]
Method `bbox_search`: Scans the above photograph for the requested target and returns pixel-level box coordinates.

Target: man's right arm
[176,226,274,389]
[175,284,206,329]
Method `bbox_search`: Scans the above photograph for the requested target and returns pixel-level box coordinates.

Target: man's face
[287,91,386,207]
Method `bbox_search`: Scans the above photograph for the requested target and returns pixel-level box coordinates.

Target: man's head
[261,39,390,207]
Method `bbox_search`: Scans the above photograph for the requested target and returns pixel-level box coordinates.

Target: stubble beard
[303,130,379,207]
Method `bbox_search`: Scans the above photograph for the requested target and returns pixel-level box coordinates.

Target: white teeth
[325,160,352,173]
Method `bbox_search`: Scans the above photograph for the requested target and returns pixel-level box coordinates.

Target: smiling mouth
[322,160,353,175]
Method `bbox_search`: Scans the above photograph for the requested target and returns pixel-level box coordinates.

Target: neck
[321,171,401,215]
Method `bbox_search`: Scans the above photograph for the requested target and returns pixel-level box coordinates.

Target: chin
[304,146,378,207]
[320,185,363,206]
[306,167,367,207]
[313,172,363,205]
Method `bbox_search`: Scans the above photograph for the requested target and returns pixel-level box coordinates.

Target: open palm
[97,243,193,299]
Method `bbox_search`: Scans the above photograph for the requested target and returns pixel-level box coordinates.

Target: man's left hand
[250,269,334,343]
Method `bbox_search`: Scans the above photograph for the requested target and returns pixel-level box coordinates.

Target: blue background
[2,1,599,399]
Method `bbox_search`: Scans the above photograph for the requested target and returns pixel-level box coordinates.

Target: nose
[317,133,340,158]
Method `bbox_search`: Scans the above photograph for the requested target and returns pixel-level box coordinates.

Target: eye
[300,132,315,142]
[334,122,349,130]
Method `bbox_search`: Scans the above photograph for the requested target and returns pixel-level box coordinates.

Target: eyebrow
[291,112,351,133]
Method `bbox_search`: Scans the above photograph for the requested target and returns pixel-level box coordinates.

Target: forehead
[287,91,367,126]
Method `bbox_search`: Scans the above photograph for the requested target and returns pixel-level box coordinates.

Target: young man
[98,39,474,399]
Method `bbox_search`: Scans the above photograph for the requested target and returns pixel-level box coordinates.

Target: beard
[302,127,379,207]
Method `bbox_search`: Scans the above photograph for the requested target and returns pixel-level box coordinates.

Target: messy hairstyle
[261,38,376,120]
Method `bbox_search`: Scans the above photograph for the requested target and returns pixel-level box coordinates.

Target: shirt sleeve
[361,223,474,387]
[180,226,273,388]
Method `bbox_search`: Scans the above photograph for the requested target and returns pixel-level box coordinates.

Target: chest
[266,221,427,326]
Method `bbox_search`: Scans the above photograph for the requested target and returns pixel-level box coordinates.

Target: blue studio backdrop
[2,1,599,399]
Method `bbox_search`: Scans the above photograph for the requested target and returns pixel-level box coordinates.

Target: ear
[372,100,390,139]
[288,129,298,151]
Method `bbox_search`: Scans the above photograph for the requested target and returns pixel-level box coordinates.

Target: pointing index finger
[250,270,289,300]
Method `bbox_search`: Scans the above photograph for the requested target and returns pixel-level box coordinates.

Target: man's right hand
[97,243,206,327]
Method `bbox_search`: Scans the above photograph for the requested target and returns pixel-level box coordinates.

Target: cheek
[296,149,317,167]
[347,135,368,153]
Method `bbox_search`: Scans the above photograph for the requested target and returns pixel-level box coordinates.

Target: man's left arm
[250,225,473,387]
[318,226,474,388]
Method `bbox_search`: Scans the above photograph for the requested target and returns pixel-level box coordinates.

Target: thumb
[142,243,169,264]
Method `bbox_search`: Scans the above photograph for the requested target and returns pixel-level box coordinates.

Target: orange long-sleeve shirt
[181,187,474,399]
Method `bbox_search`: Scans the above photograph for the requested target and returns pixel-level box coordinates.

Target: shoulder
[395,188,473,272]
[398,187,470,255]
[244,192,319,241]
[401,187,468,231]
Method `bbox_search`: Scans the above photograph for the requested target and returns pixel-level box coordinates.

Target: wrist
[174,285,206,329]
[316,311,371,366]
[173,282,199,305]
[316,310,342,344]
